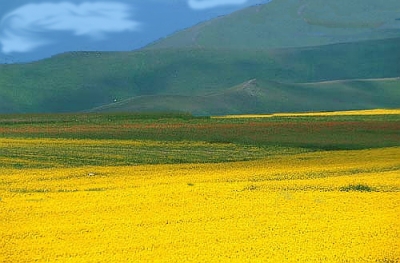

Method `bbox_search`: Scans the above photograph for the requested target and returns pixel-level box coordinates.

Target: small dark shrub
[340,184,375,192]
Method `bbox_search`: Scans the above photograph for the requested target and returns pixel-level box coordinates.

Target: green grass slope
[146,0,400,50]
[0,37,399,114]
[89,78,400,115]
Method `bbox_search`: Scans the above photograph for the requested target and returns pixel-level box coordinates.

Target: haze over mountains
[1,0,400,115]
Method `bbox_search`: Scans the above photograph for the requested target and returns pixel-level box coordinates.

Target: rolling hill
[88,78,400,115]
[0,0,399,115]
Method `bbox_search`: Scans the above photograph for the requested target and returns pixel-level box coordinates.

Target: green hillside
[89,78,400,115]
[1,0,399,114]
[146,0,400,50]
[1,36,399,114]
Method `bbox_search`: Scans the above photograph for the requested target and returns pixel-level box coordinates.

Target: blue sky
[0,0,270,63]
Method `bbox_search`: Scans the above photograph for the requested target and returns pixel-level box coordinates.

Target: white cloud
[0,2,140,54]
[188,0,248,10]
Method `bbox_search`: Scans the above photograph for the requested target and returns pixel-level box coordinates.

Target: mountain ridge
[145,0,400,50]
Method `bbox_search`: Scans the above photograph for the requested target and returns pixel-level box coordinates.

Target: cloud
[0,2,140,54]
[188,0,249,10]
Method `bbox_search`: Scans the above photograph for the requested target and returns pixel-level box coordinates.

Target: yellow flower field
[215,108,400,118]
[1,147,399,262]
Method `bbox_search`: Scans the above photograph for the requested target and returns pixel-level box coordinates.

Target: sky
[0,0,270,63]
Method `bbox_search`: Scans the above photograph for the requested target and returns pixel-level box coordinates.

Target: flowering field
[0,111,399,262]
[216,108,400,118]
[0,138,309,169]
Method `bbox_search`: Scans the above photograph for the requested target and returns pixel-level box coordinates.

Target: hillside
[146,0,400,50]
[1,36,399,114]
[0,0,399,114]
[88,78,400,115]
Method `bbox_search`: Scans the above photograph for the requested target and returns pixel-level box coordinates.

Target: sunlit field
[215,108,400,118]
[1,110,399,262]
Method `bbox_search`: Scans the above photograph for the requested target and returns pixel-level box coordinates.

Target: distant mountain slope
[88,78,400,115]
[1,0,400,114]
[0,36,399,114]
[146,0,400,50]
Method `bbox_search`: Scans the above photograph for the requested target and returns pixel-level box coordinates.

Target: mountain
[1,1,399,115]
[146,0,400,50]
